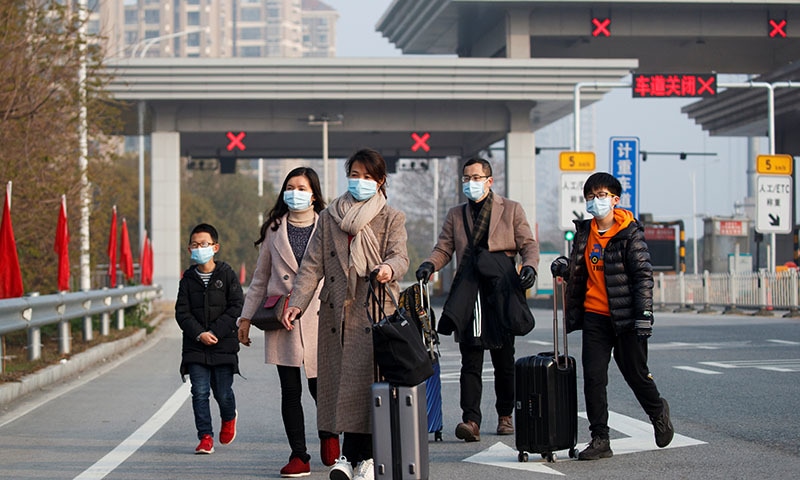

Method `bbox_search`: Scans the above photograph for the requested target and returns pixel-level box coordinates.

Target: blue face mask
[283,190,313,211]
[348,178,378,201]
[462,180,487,202]
[586,197,613,218]
[191,245,215,265]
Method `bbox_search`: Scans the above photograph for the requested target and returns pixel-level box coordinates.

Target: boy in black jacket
[175,223,244,454]
[551,172,673,460]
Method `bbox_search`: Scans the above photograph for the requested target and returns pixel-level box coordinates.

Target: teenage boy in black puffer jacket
[176,223,243,455]
[551,172,673,461]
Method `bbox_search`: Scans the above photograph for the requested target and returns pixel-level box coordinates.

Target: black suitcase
[371,382,430,479]
[515,275,578,463]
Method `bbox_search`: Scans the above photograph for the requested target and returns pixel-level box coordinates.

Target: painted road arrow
[463,410,705,475]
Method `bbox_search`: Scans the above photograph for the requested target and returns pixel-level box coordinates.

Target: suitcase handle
[552,276,569,369]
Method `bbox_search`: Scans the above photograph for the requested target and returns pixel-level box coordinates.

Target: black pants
[277,365,318,462]
[581,312,664,439]
[342,432,372,465]
[458,339,515,426]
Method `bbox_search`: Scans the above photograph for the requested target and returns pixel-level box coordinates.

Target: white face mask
[462,180,486,201]
[348,178,378,201]
[283,190,313,211]
[191,245,215,265]
[586,197,613,218]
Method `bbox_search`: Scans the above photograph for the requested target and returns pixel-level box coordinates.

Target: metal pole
[78,0,90,292]
[258,158,264,227]
[322,118,329,200]
[692,172,698,274]
[138,101,145,251]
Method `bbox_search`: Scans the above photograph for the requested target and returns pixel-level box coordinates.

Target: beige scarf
[328,191,386,299]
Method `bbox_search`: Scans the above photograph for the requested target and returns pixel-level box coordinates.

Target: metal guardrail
[653,270,800,317]
[0,285,162,372]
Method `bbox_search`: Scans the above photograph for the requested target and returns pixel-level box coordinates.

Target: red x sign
[411,132,430,152]
[697,76,715,96]
[226,131,246,151]
[592,18,611,37]
[769,19,787,38]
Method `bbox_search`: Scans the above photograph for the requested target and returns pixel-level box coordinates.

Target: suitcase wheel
[434,430,443,442]
[569,448,578,459]
[542,452,556,463]
[517,452,528,462]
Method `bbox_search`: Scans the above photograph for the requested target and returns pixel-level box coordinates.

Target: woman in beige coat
[284,149,409,480]
[238,167,337,478]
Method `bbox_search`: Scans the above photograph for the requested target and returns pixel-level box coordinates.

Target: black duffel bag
[367,272,434,386]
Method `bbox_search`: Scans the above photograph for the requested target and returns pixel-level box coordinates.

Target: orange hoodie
[583,208,635,316]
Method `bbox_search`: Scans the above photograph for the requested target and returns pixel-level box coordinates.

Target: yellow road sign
[559,151,596,171]
[756,154,793,175]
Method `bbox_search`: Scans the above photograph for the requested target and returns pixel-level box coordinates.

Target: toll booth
[703,217,752,273]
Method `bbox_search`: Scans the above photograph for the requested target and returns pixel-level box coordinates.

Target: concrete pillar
[505,9,531,59]
[506,104,537,236]
[151,131,181,298]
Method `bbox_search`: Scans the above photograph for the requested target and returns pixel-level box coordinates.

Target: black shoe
[577,437,613,461]
[651,398,674,448]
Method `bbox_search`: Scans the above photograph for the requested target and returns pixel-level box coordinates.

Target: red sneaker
[195,434,214,454]
[280,456,311,478]
[220,410,237,445]
[320,435,340,467]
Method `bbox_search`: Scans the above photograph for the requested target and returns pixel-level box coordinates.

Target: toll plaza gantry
[108,0,800,293]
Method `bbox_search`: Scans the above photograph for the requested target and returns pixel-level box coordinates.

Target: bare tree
[0,0,119,293]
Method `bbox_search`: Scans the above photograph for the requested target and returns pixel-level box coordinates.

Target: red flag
[119,218,134,281]
[107,206,117,287]
[54,195,70,292]
[0,182,24,298]
[140,230,153,285]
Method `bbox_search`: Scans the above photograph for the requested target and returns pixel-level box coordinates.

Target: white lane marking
[526,340,552,346]
[674,366,723,375]
[464,441,563,475]
[586,411,706,455]
[767,339,800,345]
[73,382,191,479]
[699,359,800,372]
[464,411,706,475]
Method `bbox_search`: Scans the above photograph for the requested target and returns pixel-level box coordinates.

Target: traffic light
[564,231,575,241]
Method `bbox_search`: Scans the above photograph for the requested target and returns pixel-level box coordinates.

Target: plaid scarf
[469,191,493,248]
[452,191,493,286]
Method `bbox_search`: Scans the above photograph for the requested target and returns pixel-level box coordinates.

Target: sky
[324,0,761,241]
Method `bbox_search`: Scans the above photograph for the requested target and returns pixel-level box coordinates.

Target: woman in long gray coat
[238,167,337,478]
[284,148,409,480]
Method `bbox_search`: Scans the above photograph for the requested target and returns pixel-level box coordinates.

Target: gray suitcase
[371,382,429,480]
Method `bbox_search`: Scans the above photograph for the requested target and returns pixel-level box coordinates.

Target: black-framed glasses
[189,241,216,249]
[585,191,616,201]
[461,175,490,183]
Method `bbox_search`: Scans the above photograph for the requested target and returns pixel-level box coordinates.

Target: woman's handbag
[367,272,434,386]
[250,292,290,331]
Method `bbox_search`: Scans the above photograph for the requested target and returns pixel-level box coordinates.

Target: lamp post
[129,28,207,252]
[307,114,343,200]
[78,0,90,291]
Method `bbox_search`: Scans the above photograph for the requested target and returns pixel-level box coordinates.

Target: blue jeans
[187,363,236,439]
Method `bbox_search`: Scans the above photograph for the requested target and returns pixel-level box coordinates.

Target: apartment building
[93,0,337,59]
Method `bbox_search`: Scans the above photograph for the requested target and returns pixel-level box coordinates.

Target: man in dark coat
[416,157,539,442]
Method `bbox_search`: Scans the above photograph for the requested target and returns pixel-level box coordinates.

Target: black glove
[635,318,653,338]
[519,265,537,289]
[550,256,569,278]
[415,262,435,283]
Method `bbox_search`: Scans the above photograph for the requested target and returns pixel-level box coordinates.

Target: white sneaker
[329,456,353,480]
[353,458,374,480]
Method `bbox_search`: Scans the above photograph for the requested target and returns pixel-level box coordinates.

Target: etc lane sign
[756,175,792,234]
[609,137,640,220]
[560,173,590,231]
